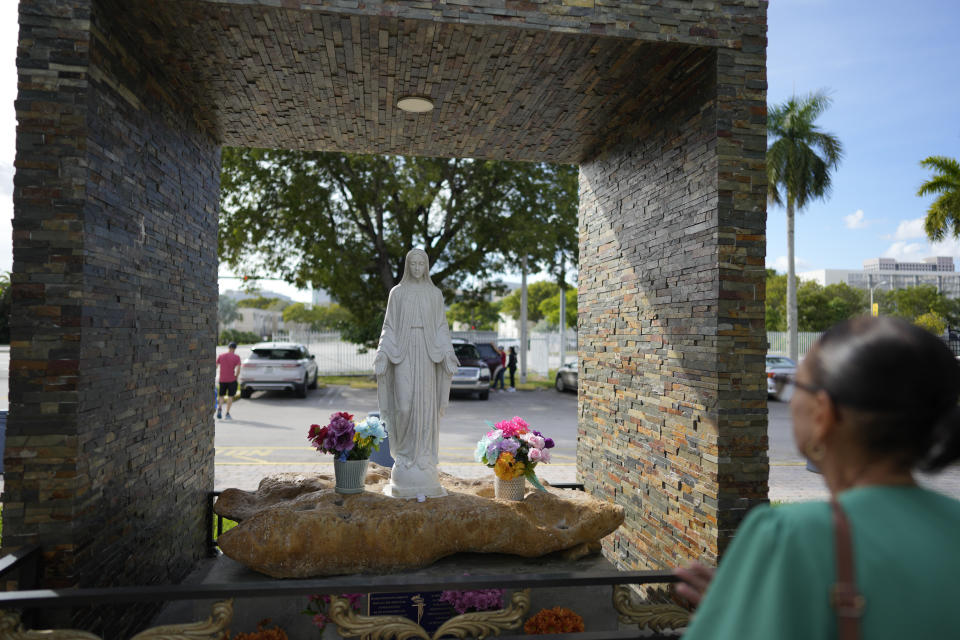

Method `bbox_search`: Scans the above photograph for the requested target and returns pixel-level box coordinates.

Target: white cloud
[882,241,930,263]
[844,209,868,229]
[882,236,960,266]
[891,218,926,241]
[769,255,812,272]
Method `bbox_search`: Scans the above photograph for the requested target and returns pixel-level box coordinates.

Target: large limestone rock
[214,465,624,578]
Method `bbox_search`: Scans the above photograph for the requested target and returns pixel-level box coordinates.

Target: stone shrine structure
[6,0,767,636]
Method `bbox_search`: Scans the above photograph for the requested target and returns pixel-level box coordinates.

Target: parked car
[765,353,797,401]
[555,360,578,392]
[450,340,491,400]
[473,342,504,380]
[238,342,319,398]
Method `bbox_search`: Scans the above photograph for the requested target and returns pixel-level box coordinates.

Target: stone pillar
[577,38,767,569]
[5,0,219,634]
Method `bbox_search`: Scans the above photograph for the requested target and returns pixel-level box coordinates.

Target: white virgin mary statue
[375,248,460,499]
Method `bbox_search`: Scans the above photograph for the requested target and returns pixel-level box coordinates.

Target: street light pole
[869,280,888,316]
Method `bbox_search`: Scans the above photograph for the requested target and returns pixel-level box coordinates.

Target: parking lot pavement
[214,384,580,491]
[213,389,960,502]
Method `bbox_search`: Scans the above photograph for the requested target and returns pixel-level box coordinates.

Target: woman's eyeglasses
[770,373,824,397]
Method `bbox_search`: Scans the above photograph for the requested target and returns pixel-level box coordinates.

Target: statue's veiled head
[401,248,433,285]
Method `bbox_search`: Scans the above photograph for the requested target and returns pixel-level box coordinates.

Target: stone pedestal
[214,466,624,578]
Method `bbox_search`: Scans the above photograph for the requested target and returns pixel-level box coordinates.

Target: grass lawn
[318,370,560,392]
[213,515,238,541]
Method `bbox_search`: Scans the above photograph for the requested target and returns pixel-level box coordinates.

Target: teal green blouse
[683,486,960,639]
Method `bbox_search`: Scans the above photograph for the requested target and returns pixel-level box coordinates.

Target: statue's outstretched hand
[374,352,387,377]
[443,353,459,375]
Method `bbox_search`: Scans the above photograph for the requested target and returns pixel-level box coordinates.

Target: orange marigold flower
[524,607,584,635]
[494,452,525,480]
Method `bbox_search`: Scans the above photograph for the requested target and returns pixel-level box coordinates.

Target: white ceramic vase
[494,475,526,501]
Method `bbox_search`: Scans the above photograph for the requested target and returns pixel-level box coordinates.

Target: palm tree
[918,156,960,241]
[767,91,843,361]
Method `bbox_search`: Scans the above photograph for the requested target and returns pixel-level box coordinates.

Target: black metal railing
[0,567,682,640]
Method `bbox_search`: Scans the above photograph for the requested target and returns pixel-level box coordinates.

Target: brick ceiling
[121,2,709,163]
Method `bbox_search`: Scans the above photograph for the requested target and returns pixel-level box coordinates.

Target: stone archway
[6,0,767,634]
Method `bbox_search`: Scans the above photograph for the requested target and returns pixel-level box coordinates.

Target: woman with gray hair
[677,316,960,639]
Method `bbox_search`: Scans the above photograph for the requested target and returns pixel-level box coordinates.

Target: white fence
[273,330,577,376]
[266,329,818,374]
[766,331,824,358]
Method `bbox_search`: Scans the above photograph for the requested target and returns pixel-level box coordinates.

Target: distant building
[801,256,960,298]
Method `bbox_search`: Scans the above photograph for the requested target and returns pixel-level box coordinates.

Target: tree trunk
[786,199,798,362]
[558,260,566,369]
[520,256,528,383]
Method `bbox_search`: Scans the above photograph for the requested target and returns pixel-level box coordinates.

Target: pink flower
[499,418,529,438]
[540,449,551,463]
[512,416,529,429]
[529,447,543,461]
[312,613,327,628]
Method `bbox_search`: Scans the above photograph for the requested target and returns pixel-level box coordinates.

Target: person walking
[507,346,518,392]
[675,316,960,639]
[216,341,242,420]
[493,345,507,391]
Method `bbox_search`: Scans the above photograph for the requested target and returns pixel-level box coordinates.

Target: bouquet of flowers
[308,412,387,461]
[475,416,554,490]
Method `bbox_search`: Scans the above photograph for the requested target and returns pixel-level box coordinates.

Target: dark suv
[450,340,491,400]
[473,342,504,380]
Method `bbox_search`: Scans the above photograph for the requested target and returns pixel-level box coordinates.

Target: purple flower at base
[440,588,505,614]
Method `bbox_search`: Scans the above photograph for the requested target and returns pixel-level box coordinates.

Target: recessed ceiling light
[397,96,434,113]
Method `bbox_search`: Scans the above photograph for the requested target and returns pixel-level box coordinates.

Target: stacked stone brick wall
[6,0,219,634]
[578,12,768,568]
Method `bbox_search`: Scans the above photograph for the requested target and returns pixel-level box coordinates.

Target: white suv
[238,342,319,399]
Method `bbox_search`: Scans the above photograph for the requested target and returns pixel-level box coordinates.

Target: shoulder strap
[830,498,865,640]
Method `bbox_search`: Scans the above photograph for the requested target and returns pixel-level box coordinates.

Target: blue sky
[766,0,960,274]
[1,1,958,299]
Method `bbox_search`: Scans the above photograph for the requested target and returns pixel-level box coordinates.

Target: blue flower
[355,416,387,443]
[474,439,489,463]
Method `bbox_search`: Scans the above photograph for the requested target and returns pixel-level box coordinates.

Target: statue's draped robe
[377,283,454,473]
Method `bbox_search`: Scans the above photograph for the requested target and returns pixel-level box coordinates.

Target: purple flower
[440,588,504,614]
[544,437,555,449]
[499,439,519,455]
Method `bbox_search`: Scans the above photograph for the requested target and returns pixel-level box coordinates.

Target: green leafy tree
[539,288,578,328]
[446,282,506,331]
[218,295,242,328]
[767,91,844,359]
[875,285,960,325]
[282,302,354,331]
[765,269,787,331]
[919,156,960,241]
[0,272,10,344]
[766,270,867,332]
[219,149,577,347]
[915,311,947,336]
[237,295,288,311]
[499,281,560,324]
[797,281,867,331]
